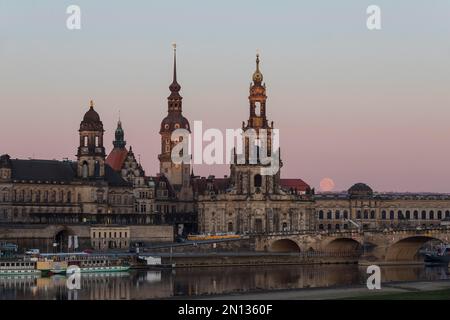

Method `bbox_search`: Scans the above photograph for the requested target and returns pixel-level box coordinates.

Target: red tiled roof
[280,178,310,192]
[106,148,128,172]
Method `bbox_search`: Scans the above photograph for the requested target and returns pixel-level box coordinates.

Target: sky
[1,1,450,192]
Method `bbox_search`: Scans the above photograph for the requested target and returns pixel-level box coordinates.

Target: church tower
[230,53,282,195]
[77,100,106,178]
[158,44,191,188]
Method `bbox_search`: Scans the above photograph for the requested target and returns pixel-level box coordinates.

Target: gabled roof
[106,148,128,172]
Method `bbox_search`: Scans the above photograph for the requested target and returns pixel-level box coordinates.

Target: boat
[37,253,130,275]
[36,259,68,276]
[136,255,176,269]
[0,259,41,276]
[67,256,130,273]
[424,244,450,265]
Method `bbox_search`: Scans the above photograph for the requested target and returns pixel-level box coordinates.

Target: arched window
[421,210,427,220]
[254,174,262,188]
[94,161,100,177]
[343,210,348,219]
[446,210,450,218]
[437,211,442,220]
[390,210,395,220]
[414,210,419,220]
[83,136,88,147]
[67,191,71,203]
[318,210,324,219]
[363,210,369,219]
[370,210,375,219]
[429,211,434,220]
[227,222,233,232]
[82,162,88,178]
[405,210,411,219]
[398,210,403,220]
[254,102,261,116]
[95,136,99,147]
[356,210,361,219]
[335,210,340,219]
[327,211,332,219]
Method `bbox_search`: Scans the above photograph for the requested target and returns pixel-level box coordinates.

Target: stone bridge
[252,227,450,263]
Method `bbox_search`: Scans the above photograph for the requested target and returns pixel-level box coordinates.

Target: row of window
[318,209,450,220]
[134,203,154,213]
[0,190,74,203]
[319,222,441,231]
[138,191,153,199]
[92,231,128,239]
[109,194,133,205]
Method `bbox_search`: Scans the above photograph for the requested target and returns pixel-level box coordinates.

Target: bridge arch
[269,239,301,253]
[326,238,362,253]
[385,236,443,262]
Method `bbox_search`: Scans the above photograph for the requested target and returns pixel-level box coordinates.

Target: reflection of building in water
[0,275,39,299]
[83,273,131,300]
[376,266,450,283]
[171,265,361,296]
[0,266,449,299]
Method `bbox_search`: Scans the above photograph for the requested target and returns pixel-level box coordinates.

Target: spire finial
[169,42,181,93]
[90,100,94,108]
[172,42,177,83]
[252,50,263,83]
[256,48,260,70]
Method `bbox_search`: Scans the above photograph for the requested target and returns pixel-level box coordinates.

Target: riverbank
[194,279,450,300]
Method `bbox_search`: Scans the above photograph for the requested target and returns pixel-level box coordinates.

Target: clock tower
[158,44,191,188]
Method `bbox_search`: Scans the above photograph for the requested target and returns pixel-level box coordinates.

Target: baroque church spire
[168,43,182,102]
[113,117,126,149]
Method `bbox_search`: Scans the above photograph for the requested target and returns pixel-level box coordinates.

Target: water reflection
[0,265,448,300]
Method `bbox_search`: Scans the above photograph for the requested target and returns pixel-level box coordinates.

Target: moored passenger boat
[36,260,68,276]
[0,260,41,276]
[37,253,130,275]
[68,256,130,273]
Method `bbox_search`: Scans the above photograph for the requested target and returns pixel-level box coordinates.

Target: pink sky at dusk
[1,1,450,193]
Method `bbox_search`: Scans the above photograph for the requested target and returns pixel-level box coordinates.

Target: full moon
[319,178,335,192]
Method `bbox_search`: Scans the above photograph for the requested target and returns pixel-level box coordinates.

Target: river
[0,264,449,299]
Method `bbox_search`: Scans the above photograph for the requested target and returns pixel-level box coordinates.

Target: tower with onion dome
[77,100,106,178]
